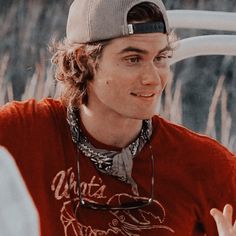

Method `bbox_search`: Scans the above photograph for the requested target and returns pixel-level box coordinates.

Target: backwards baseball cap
[66,0,170,44]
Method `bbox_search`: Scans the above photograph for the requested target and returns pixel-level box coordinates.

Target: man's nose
[140,64,161,86]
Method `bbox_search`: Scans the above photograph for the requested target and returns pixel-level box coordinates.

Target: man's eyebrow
[118,47,148,55]
[159,45,172,54]
[118,45,172,55]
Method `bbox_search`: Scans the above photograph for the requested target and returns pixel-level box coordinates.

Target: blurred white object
[171,35,236,64]
[168,10,236,32]
[167,10,236,64]
[0,147,40,236]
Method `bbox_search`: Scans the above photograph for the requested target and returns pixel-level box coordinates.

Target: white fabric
[0,147,40,236]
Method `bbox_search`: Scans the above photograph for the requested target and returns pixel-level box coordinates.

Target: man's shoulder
[0,98,67,135]
[0,98,67,152]
[0,98,65,120]
[152,115,235,184]
[152,115,235,158]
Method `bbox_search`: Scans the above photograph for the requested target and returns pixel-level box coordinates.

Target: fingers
[210,207,228,236]
[210,204,236,236]
[210,204,233,223]
[210,208,226,226]
[223,204,233,225]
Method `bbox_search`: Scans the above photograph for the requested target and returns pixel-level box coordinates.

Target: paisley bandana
[67,106,153,195]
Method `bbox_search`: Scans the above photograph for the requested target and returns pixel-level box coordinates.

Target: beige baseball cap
[66,0,170,44]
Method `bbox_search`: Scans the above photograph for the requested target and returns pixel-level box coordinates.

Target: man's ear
[89,57,99,75]
[94,58,100,72]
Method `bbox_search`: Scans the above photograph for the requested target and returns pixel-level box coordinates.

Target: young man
[0,0,236,235]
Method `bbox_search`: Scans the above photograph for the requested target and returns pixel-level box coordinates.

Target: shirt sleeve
[0,101,25,157]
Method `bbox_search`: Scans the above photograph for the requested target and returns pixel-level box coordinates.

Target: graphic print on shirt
[51,167,175,236]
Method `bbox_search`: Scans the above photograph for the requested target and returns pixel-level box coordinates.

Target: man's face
[88,33,171,120]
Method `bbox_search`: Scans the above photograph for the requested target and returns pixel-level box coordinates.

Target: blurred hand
[210,204,236,236]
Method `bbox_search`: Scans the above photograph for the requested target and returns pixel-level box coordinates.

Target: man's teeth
[133,93,154,97]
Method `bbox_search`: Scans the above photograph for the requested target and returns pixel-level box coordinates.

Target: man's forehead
[109,33,169,54]
[118,45,170,55]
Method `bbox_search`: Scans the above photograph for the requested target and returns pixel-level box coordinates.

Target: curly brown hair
[51,2,174,107]
[51,40,109,107]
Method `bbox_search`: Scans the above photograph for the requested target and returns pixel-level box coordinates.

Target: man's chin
[131,111,156,120]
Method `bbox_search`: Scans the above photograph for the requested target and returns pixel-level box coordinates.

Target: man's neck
[79,105,142,148]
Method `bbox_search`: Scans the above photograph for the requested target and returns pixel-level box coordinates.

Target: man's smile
[130,92,155,98]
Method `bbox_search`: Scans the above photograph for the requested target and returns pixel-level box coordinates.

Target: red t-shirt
[0,98,236,236]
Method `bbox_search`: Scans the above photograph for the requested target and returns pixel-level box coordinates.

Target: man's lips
[130,92,156,98]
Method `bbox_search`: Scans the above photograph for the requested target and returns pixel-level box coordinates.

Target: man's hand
[210,204,236,236]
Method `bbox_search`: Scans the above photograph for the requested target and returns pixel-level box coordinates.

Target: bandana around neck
[67,106,153,196]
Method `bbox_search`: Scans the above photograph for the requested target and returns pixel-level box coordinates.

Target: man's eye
[154,54,172,64]
[125,56,140,64]
[155,55,167,61]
